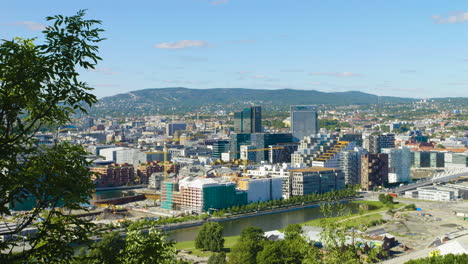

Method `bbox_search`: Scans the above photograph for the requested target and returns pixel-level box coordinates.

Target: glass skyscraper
[234,106,262,133]
[290,105,318,142]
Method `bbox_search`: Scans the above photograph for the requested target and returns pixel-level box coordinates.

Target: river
[168,202,372,242]
[10,188,139,211]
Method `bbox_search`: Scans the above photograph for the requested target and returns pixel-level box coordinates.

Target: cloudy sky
[2,0,468,98]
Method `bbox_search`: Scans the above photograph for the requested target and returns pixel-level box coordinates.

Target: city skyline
[2,1,468,99]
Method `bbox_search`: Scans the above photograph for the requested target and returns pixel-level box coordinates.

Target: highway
[389,168,468,194]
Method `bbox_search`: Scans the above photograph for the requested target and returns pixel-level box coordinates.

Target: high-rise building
[382,147,411,183]
[234,106,262,133]
[340,147,368,185]
[254,133,293,163]
[366,133,395,154]
[166,122,187,136]
[229,132,292,162]
[212,140,230,160]
[290,105,318,142]
[361,153,389,191]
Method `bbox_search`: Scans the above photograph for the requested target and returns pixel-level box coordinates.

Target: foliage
[378,194,394,205]
[404,203,416,211]
[195,222,224,252]
[91,88,415,117]
[404,253,468,264]
[0,10,103,263]
[118,227,176,264]
[229,227,267,264]
[208,252,227,264]
[263,119,286,129]
[85,232,125,264]
[318,119,351,131]
[284,224,303,240]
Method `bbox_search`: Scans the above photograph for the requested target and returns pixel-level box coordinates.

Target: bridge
[389,167,468,194]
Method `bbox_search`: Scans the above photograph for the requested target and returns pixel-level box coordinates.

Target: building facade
[90,163,135,187]
[382,147,411,183]
[290,105,318,142]
[361,153,389,191]
[212,140,230,159]
[288,167,345,196]
[366,133,395,154]
[237,178,282,203]
[234,106,262,133]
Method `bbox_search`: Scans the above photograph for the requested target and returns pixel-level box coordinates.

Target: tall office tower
[367,133,395,154]
[361,153,389,191]
[166,122,187,136]
[234,106,262,133]
[290,105,318,142]
[340,147,368,185]
[381,147,411,183]
[212,140,230,160]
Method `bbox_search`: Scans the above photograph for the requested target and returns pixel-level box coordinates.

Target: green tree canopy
[0,10,103,263]
[195,222,225,252]
[86,232,125,264]
[208,252,227,264]
[229,227,266,264]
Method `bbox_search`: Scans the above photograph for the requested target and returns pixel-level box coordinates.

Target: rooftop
[290,167,339,173]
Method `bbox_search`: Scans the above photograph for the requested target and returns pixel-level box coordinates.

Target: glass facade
[290,105,318,142]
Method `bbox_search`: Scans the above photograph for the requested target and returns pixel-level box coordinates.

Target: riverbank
[95,185,147,191]
[301,200,401,228]
[157,196,359,233]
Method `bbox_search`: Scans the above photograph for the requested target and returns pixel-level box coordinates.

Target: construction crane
[146,136,197,181]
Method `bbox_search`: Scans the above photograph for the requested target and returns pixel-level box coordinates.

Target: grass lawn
[301,200,402,227]
[175,235,240,258]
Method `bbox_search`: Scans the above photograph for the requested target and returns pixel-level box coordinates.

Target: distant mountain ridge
[90,87,416,116]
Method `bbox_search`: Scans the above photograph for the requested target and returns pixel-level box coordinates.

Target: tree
[195,222,224,252]
[284,224,303,240]
[208,252,227,264]
[229,227,266,264]
[378,194,394,205]
[0,10,103,263]
[118,227,176,264]
[86,232,125,264]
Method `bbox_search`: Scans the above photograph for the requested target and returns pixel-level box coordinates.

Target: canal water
[168,202,372,242]
[10,189,137,211]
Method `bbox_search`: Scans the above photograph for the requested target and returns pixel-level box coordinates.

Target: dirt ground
[365,198,467,257]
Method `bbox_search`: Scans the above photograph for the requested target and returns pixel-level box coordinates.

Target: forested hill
[90,87,415,116]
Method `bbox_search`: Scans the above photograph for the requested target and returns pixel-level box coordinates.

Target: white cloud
[211,0,229,5]
[310,72,361,77]
[13,21,46,31]
[154,40,211,49]
[432,12,468,24]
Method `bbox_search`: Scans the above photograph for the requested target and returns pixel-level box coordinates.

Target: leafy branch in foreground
[0,10,103,263]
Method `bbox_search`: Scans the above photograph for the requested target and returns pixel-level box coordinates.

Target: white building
[416,187,455,201]
[238,178,282,203]
[99,147,146,166]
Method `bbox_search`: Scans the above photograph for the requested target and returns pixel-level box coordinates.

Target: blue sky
[2,0,468,98]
